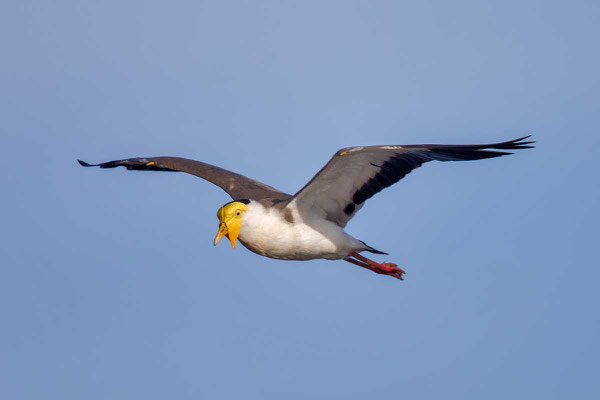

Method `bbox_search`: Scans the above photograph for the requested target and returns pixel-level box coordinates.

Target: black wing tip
[455,135,535,158]
[426,136,534,162]
[78,159,97,167]
[492,135,536,150]
[77,157,179,171]
[77,159,122,168]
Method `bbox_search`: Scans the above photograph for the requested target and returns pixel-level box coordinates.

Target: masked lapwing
[78,136,534,280]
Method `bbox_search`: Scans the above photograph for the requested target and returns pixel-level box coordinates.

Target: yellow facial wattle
[213,201,248,249]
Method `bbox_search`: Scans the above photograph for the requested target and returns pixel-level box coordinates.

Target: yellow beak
[213,222,229,246]
[213,219,242,249]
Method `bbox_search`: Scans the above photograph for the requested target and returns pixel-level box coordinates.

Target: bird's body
[238,200,368,261]
[79,136,534,280]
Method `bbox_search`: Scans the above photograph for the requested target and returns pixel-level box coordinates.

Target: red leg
[345,252,406,280]
[345,257,383,275]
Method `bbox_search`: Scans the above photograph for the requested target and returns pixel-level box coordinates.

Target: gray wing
[78,156,291,201]
[289,136,534,227]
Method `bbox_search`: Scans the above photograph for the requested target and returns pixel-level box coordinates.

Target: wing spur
[78,156,291,201]
[289,136,534,227]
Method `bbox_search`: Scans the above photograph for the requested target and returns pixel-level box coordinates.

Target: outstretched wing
[288,136,534,227]
[78,156,291,201]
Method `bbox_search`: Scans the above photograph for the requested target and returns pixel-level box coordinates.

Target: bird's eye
[236,211,241,216]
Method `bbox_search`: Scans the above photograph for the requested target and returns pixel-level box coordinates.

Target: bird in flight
[79,136,533,280]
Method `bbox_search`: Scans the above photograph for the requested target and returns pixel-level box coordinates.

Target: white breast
[238,201,364,261]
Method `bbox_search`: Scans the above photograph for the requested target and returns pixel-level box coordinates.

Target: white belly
[238,202,364,260]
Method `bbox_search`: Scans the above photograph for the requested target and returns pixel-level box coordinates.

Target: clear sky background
[2,1,599,399]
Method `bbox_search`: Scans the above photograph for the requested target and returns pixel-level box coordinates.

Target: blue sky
[2,1,599,399]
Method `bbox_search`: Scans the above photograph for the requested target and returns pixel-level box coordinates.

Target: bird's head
[213,200,250,249]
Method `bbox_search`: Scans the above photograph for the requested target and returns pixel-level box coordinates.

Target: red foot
[345,252,406,280]
[375,262,406,280]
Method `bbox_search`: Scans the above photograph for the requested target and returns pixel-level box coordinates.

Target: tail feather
[359,240,388,255]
